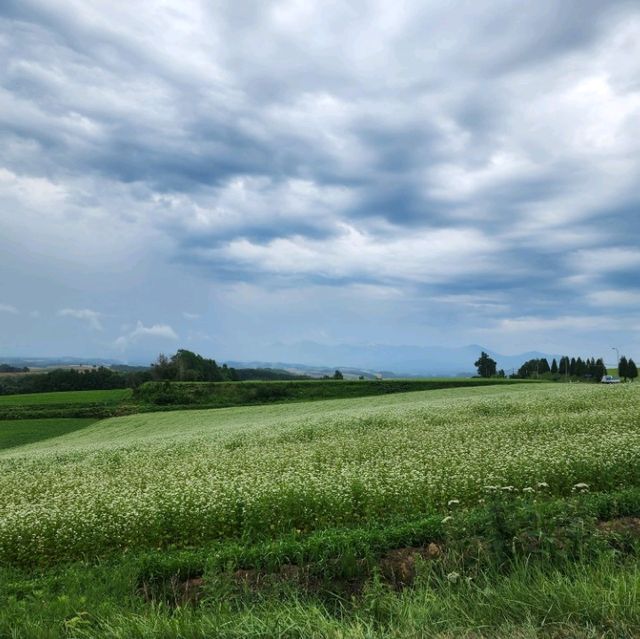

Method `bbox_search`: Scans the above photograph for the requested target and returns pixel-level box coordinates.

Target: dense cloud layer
[1,0,639,363]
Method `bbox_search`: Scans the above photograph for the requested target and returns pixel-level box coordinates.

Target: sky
[1,0,639,366]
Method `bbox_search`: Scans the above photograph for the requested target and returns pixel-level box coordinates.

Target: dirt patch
[139,542,444,605]
[597,517,640,536]
[379,543,442,588]
[139,575,205,607]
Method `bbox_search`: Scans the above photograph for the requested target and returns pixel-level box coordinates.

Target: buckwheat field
[2,383,638,565]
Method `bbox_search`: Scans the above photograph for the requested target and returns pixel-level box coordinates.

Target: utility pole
[611,347,620,375]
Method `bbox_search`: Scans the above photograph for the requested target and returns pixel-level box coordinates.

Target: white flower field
[1,383,639,564]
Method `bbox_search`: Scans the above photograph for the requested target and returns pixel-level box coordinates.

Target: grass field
[0,379,525,421]
[0,418,97,450]
[1,382,639,637]
[0,388,132,406]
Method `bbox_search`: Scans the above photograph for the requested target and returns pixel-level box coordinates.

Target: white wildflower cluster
[0,383,638,563]
[572,482,590,493]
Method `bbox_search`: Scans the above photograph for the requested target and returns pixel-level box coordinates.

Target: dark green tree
[628,358,638,381]
[551,358,558,374]
[475,351,497,378]
[333,369,344,380]
[594,358,607,380]
[569,357,577,376]
[619,356,629,381]
[559,356,570,376]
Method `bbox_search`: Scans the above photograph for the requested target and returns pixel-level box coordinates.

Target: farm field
[0,388,132,406]
[0,378,526,421]
[1,382,640,637]
[0,418,97,451]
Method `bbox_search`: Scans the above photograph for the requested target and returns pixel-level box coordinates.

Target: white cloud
[587,289,640,307]
[569,247,640,273]
[114,321,178,350]
[58,308,103,330]
[182,312,201,320]
[200,224,500,284]
[487,315,631,334]
[0,303,18,314]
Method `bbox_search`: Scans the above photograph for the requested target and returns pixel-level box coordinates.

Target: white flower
[447,572,460,583]
[441,515,454,524]
[447,499,460,507]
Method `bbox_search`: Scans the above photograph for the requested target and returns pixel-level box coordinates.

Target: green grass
[0,389,131,406]
[0,529,638,638]
[0,418,97,450]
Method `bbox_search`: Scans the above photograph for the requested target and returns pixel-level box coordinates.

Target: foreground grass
[1,533,638,638]
[0,418,97,450]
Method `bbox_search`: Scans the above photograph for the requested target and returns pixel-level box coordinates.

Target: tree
[559,356,570,376]
[628,358,638,382]
[551,358,558,374]
[619,356,629,381]
[474,351,497,378]
[151,353,176,380]
[594,358,606,380]
[333,369,344,380]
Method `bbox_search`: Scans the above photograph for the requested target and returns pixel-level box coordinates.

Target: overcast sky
[1,0,639,364]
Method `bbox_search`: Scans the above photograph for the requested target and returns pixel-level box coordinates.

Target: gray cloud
[1,0,640,361]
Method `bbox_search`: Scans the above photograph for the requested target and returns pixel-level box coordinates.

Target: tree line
[474,351,638,381]
[617,356,639,381]
[0,350,303,395]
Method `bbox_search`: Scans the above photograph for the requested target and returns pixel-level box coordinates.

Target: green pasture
[0,388,131,406]
[0,418,97,451]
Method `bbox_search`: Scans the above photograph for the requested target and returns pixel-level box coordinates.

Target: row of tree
[0,350,305,395]
[618,356,639,381]
[517,356,608,380]
[0,366,130,395]
[475,351,638,381]
[0,364,29,373]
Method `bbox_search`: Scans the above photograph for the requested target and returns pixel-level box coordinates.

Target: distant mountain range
[1,344,560,377]
[0,356,122,369]
[226,342,560,377]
